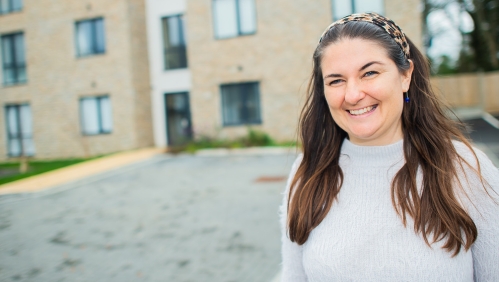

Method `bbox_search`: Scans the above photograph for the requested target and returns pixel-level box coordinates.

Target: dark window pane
[14,34,25,64]
[3,68,15,84]
[163,15,188,69]
[12,0,22,11]
[1,37,12,64]
[0,0,22,14]
[94,19,106,53]
[1,33,27,85]
[0,0,9,13]
[76,18,106,57]
[221,82,261,126]
[5,104,35,157]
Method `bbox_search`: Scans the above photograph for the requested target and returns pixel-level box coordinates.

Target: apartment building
[1,0,422,158]
[0,0,152,160]
[148,0,422,147]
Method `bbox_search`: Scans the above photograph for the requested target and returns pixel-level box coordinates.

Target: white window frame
[0,0,23,15]
[220,82,262,126]
[1,32,27,86]
[213,0,257,39]
[75,18,106,57]
[5,103,35,157]
[79,95,113,135]
[332,0,384,20]
[162,14,188,70]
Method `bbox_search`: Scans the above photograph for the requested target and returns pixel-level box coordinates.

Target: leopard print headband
[319,12,410,59]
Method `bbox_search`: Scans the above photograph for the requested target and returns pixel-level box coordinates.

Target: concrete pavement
[0,147,165,196]
[0,150,298,281]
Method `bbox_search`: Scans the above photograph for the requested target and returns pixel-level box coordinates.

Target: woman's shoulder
[291,153,304,171]
[451,140,499,213]
[286,153,303,187]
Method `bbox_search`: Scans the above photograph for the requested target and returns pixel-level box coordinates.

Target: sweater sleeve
[456,145,499,281]
[280,154,307,282]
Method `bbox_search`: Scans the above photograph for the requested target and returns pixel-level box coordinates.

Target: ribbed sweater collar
[340,138,405,167]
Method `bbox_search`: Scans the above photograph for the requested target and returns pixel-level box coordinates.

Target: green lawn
[0,158,96,186]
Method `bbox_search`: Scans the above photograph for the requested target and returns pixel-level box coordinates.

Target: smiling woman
[321,38,413,145]
[280,13,499,281]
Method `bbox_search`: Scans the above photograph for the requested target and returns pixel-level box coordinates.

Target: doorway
[164,92,193,146]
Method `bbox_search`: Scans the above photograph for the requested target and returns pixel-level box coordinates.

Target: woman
[280,13,499,281]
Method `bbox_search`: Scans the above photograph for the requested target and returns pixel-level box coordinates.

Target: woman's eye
[364,71,378,77]
[329,79,343,85]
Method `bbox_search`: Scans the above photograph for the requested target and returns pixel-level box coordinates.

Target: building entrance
[164,92,192,146]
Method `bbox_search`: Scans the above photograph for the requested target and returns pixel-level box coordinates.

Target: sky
[426,0,475,64]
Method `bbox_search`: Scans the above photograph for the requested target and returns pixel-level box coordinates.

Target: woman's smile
[346,104,378,116]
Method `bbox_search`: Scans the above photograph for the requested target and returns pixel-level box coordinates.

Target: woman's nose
[344,81,365,105]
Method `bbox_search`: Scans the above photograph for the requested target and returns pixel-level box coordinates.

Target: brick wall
[0,0,153,160]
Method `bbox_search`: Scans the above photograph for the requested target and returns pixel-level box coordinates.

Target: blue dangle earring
[404,92,410,103]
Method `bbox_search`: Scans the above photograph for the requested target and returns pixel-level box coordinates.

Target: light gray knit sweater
[280,139,499,281]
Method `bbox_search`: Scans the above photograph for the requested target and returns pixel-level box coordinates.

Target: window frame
[331,0,385,20]
[4,103,35,157]
[161,14,188,70]
[220,81,262,126]
[0,0,23,15]
[79,95,113,136]
[212,0,257,40]
[75,17,106,57]
[1,32,27,86]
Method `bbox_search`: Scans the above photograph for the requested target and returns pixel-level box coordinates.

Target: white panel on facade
[146,0,191,147]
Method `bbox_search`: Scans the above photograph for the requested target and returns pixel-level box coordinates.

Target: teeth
[349,106,374,115]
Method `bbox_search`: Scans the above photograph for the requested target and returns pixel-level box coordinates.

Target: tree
[423,0,499,73]
[465,0,498,71]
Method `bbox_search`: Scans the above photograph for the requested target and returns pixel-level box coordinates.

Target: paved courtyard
[0,116,497,282]
[0,153,298,282]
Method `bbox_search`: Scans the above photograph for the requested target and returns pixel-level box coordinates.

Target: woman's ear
[402,59,414,92]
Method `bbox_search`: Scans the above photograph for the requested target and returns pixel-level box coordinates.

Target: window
[221,82,261,126]
[79,96,113,135]
[0,0,22,14]
[5,104,35,157]
[162,15,187,70]
[1,32,26,85]
[75,18,106,57]
[213,0,256,39]
[332,0,384,20]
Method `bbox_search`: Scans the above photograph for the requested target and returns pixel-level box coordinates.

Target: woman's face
[321,38,413,146]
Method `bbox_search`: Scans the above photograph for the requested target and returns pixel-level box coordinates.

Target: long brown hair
[288,21,483,255]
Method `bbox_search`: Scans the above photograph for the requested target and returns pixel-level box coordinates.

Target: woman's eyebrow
[323,73,342,79]
[360,61,383,71]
